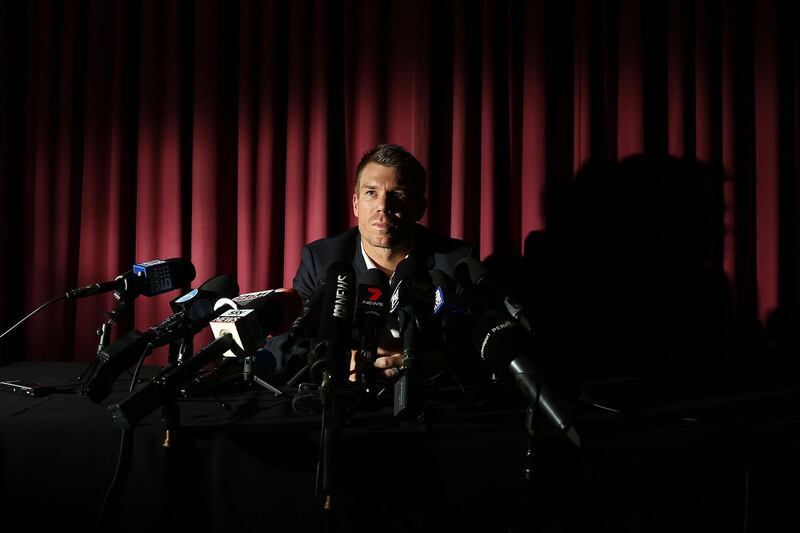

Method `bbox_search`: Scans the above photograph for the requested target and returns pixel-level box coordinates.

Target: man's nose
[375,192,387,213]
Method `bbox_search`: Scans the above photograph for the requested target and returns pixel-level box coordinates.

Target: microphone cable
[0,295,67,341]
[96,344,151,531]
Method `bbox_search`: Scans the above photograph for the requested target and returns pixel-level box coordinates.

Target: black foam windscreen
[429,269,455,292]
[456,257,487,287]
[310,261,356,383]
[359,267,390,289]
[472,310,529,374]
[392,257,419,288]
[472,310,579,447]
[198,274,239,299]
[239,289,304,336]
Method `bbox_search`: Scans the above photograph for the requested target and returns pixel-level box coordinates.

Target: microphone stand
[523,404,538,533]
[395,307,425,421]
[162,396,182,530]
[168,338,193,365]
[161,385,181,448]
[76,320,111,387]
[241,352,283,396]
[317,367,342,533]
[77,289,135,390]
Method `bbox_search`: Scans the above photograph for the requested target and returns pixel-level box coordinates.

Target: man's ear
[352,192,359,218]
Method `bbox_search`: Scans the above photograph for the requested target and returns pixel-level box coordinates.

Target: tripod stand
[76,289,136,391]
[241,351,283,396]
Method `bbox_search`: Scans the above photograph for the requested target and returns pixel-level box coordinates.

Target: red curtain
[0,0,798,366]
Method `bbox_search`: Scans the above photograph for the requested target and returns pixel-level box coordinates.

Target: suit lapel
[351,232,368,276]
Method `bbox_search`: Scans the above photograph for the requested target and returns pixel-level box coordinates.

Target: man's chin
[360,225,414,250]
[364,233,405,250]
[368,238,396,249]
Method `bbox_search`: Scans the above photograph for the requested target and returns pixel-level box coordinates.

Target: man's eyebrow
[359,182,408,191]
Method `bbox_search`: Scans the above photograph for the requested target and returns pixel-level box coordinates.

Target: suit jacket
[261,225,474,372]
[292,224,475,301]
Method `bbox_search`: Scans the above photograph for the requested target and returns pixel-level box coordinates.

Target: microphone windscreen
[198,274,239,299]
[311,261,356,382]
[429,269,455,291]
[133,258,197,296]
[359,268,390,288]
[165,257,197,283]
[431,269,464,316]
[239,289,303,336]
[286,281,327,342]
[454,257,486,289]
[209,288,304,357]
[392,257,418,287]
[162,257,197,285]
[357,268,390,317]
[473,310,579,447]
[170,275,239,318]
[472,310,529,375]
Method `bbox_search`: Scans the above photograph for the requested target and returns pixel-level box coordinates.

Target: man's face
[352,162,426,251]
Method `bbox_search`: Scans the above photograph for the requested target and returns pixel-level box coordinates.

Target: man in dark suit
[287,143,474,377]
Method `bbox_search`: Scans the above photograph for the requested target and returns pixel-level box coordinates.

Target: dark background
[1,2,800,531]
[0,0,798,396]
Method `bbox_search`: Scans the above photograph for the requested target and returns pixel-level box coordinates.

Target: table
[2,361,800,532]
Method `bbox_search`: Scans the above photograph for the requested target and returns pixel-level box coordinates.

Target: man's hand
[349,343,403,382]
[351,338,448,381]
[374,343,448,379]
[373,345,404,378]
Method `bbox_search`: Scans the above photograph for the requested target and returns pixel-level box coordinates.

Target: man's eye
[364,190,377,197]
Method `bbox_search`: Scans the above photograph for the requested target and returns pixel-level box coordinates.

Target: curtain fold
[0,0,797,368]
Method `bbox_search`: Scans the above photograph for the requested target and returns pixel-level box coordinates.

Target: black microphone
[66,258,196,299]
[429,269,470,354]
[108,289,303,428]
[107,334,241,429]
[209,288,304,358]
[455,257,533,332]
[354,269,390,383]
[430,269,468,319]
[84,275,239,403]
[473,311,580,447]
[169,274,239,318]
[286,277,327,343]
[167,274,240,363]
[177,289,303,397]
[389,259,435,331]
[309,262,356,386]
[389,258,433,417]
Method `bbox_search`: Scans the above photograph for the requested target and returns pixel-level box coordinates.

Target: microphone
[107,334,242,429]
[167,274,240,362]
[108,290,304,428]
[209,289,303,391]
[209,288,303,359]
[354,269,390,382]
[428,269,470,356]
[285,278,327,343]
[389,258,433,417]
[454,257,532,332]
[473,311,580,448]
[66,258,196,299]
[84,275,239,403]
[309,262,356,386]
[169,274,239,318]
[389,260,435,330]
[430,269,468,318]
